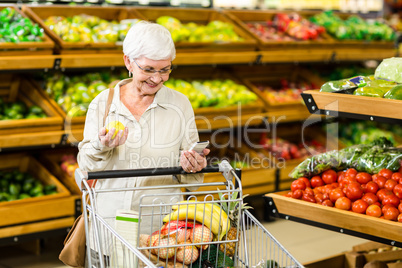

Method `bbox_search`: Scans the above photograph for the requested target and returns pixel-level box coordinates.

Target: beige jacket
[77,79,203,235]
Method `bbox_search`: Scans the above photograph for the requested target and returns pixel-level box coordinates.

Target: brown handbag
[59,87,115,267]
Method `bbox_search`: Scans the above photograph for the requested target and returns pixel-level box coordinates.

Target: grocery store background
[0,0,402,267]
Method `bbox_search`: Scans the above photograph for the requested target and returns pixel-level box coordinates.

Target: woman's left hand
[180,148,210,173]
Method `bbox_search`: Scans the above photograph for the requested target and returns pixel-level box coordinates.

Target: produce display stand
[301,89,402,124]
[265,191,402,247]
[0,5,55,56]
[264,88,402,249]
[132,7,258,52]
[0,153,79,245]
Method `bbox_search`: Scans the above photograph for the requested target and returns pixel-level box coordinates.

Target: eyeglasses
[132,59,173,76]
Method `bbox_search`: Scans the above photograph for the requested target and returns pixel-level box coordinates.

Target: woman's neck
[120,82,156,120]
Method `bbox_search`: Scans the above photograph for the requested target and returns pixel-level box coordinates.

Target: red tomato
[291,189,303,199]
[362,193,379,205]
[399,202,402,213]
[304,187,314,196]
[366,204,382,217]
[291,179,306,192]
[310,176,325,188]
[335,197,351,210]
[375,176,387,189]
[322,170,338,184]
[382,194,400,207]
[394,184,402,199]
[382,204,394,215]
[383,206,399,221]
[391,172,402,182]
[299,177,311,188]
[355,172,372,184]
[346,182,364,201]
[365,181,379,194]
[398,214,402,223]
[377,188,392,202]
[339,176,355,189]
[321,199,333,207]
[378,168,393,180]
[352,199,369,214]
[315,193,324,204]
[329,188,345,203]
[345,168,357,179]
[384,179,398,192]
[302,193,316,203]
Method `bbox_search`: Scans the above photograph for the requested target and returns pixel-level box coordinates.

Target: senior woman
[77,21,209,261]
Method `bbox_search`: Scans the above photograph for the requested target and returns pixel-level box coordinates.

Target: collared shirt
[77,78,202,235]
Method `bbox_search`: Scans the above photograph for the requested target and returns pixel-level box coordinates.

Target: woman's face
[130,57,172,96]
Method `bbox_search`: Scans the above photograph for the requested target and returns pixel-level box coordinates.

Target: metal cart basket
[75,160,303,268]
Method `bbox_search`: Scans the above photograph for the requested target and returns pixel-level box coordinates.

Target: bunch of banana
[163,200,230,240]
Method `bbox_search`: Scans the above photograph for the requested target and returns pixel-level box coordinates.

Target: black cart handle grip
[85,165,220,180]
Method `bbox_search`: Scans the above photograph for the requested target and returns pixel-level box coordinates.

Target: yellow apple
[106,120,125,139]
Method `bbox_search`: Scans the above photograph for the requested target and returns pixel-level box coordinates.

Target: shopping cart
[75,160,303,268]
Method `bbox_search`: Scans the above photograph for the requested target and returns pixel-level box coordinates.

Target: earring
[128,71,132,77]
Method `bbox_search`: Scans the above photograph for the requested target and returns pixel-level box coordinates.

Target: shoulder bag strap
[103,87,115,126]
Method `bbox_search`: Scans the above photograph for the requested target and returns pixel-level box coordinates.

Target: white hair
[123,21,176,61]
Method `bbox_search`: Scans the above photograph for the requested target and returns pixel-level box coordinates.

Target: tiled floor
[0,216,368,268]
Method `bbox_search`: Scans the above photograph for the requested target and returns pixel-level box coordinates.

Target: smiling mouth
[146,81,158,87]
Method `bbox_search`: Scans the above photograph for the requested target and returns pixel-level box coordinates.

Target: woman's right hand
[99,127,129,148]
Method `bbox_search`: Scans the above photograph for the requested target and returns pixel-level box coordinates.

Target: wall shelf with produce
[264,60,402,248]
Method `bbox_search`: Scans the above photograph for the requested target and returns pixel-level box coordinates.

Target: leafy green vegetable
[290,137,401,178]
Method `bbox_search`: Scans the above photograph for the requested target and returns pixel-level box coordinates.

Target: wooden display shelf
[333,47,396,61]
[265,191,402,246]
[259,48,334,63]
[0,216,75,240]
[0,55,55,70]
[301,90,402,124]
[0,130,65,149]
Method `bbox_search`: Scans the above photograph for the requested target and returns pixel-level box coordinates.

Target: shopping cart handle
[76,165,221,181]
[75,160,236,190]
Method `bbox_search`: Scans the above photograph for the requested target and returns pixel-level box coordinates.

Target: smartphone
[189,141,209,155]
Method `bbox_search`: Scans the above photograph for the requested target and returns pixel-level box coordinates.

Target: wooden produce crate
[169,66,265,131]
[257,123,338,191]
[240,66,325,109]
[266,190,402,246]
[132,7,258,52]
[0,74,64,137]
[189,133,276,198]
[0,153,74,229]
[39,147,80,195]
[328,12,396,50]
[22,5,145,54]
[223,9,335,51]
[0,5,55,56]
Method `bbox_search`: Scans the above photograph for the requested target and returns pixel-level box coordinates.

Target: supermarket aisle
[0,217,368,268]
